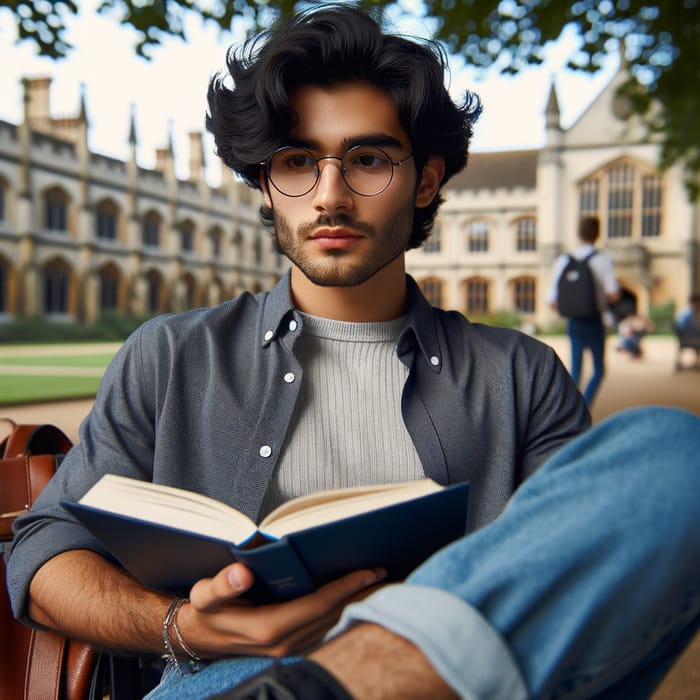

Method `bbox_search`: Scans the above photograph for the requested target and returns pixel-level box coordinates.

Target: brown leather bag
[1,418,98,700]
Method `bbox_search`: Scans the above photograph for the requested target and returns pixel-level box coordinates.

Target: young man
[548,216,620,406]
[7,6,700,700]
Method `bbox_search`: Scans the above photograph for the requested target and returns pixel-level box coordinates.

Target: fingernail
[228,568,243,591]
[363,568,387,586]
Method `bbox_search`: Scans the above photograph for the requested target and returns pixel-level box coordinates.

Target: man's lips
[308,227,364,249]
[309,227,363,240]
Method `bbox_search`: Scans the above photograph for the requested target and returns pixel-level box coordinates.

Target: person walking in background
[549,216,620,406]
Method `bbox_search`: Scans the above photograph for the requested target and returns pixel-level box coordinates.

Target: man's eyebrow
[284,133,404,152]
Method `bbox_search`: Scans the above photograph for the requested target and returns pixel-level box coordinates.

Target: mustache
[298,215,375,237]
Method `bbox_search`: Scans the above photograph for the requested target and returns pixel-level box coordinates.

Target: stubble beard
[272,204,415,288]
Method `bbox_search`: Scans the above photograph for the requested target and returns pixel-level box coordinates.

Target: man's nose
[312,159,354,214]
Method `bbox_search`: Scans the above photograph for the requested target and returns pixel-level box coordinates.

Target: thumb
[189,562,256,611]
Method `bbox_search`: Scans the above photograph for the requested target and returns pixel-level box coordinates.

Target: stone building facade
[408,69,700,329]
[0,77,286,325]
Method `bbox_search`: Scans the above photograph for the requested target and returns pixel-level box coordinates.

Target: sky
[0,1,620,187]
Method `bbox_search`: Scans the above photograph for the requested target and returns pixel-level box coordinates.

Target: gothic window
[578,159,663,240]
[145,270,161,313]
[96,199,119,241]
[516,218,537,252]
[641,174,662,238]
[0,258,7,312]
[423,222,441,253]
[44,187,69,232]
[44,259,70,313]
[142,211,161,248]
[99,265,119,310]
[209,227,222,258]
[514,277,536,313]
[465,278,489,315]
[579,179,599,217]
[182,274,197,308]
[467,220,489,253]
[181,220,195,253]
[419,277,444,307]
[607,162,634,239]
[254,235,263,265]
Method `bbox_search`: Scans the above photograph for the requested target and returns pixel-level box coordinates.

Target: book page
[78,474,258,544]
[261,479,441,537]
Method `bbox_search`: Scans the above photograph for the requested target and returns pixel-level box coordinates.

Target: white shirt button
[259,445,272,458]
[430,355,440,366]
[289,319,298,332]
[264,330,274,342]
[284,372,295,383]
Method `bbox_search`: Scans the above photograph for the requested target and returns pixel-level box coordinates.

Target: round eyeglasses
[265,145,414,197]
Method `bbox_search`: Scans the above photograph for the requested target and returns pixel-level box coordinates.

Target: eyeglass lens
[268,146,396,197]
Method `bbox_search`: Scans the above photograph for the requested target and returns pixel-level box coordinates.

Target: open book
[63,474,470,602]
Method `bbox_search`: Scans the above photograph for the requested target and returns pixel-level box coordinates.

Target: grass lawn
[0,375,103,404]
[0,354,115,367]
[0,344,117,404]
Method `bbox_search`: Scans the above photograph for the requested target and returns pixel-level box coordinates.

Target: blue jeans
[147,407,700,700]
[568,317,606,406]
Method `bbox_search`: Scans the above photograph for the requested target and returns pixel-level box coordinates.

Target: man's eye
[350,152,388,170]
[284,153,315,170]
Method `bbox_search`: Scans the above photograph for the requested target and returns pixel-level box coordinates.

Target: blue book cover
[63,476,469,603]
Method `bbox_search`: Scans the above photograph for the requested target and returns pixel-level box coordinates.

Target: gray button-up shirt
[7,272,589,618]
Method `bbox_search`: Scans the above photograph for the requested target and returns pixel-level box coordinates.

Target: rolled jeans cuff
[326,583,528,700]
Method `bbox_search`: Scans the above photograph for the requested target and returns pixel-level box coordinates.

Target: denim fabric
[567,317,606,406]
[147,407,700,700]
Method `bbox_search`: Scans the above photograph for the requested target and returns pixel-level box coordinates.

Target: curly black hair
[206,4,481,249]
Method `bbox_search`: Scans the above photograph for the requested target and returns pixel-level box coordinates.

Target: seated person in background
[616,314,654,359]
[676,292,700,338]
[7,6,700,700]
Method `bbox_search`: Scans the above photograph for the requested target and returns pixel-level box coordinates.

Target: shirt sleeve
[326,584,529,700]
[547,255,568,304]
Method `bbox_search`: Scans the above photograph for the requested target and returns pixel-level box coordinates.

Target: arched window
[44,187,69,232]
[99,265,120,310]
[578,159,663,240]
[418,277,444,308]
[513,277,536,313]
[182,273,197,309]
[142,211,161,248]
[209,226,223,258]
[145,270,162,314]
[515,218,537,252]
[423,221,441,253]
[0,179,6,222]
[181,220,195,253]
[44,259,70,313]
[466,220,489,253]
[465,278,489,315]
[96,199,119,241]
[0,257,8,312]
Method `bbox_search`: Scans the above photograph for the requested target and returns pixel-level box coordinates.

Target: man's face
[261,83,429,288]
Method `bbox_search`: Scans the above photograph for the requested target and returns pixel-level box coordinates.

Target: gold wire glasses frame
[264,145,414,197]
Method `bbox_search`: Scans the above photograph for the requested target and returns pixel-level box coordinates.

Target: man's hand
[182,562,386,658]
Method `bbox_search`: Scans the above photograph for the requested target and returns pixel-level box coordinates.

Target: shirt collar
[259,271,443,372]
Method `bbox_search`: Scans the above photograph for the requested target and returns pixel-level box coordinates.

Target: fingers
[189,562,256,611]
[183,567,387,658]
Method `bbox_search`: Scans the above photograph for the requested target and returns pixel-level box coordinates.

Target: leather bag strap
[1,420,72,458]
[24,629,66,700]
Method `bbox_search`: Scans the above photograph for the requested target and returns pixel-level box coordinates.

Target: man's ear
[415,156,445,208]
[260,167,273,208]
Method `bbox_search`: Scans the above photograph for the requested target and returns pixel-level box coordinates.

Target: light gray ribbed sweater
[259,313,424,518]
